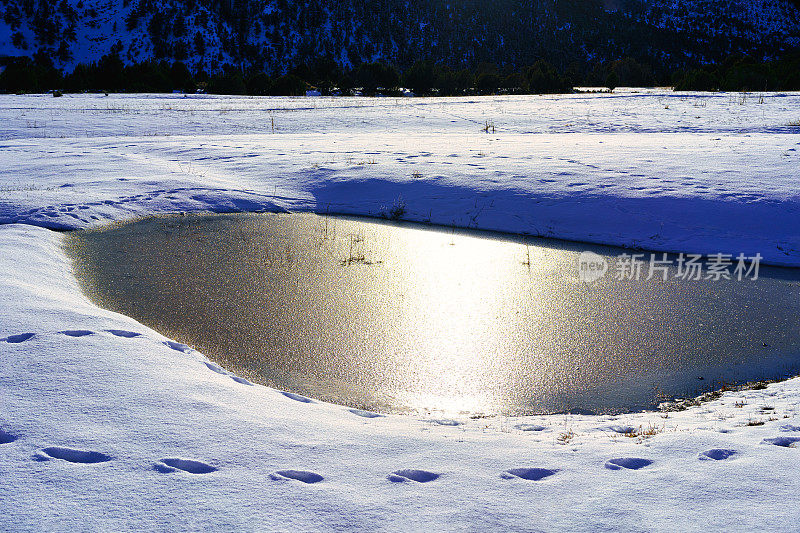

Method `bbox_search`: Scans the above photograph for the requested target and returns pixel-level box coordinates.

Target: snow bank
[1,92,798,265]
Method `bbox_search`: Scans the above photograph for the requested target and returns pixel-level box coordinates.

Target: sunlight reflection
[67,213,800,416]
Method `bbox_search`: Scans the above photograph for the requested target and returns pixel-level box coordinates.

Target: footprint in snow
[202,362,252,385]
[281,391,315,403]
[699,449,737,461]
[59,330,94,337]
[0,428,18,444]
[387,469,440,483]
[2,333,35,343]
[604,425,636,434]
[230,375,253,386]
[348,408,384,419]
[163,340,193,353]
[780,424,800,432]
[269,470,324,484]
[763,436,800,448]
[155,458,217,474]
[515,424,547,432]
[105,329,141,338]
[605,458,653,471]
[501,468,558,481]
[35,447,112,464]
[430,419,462,427]
[204,362,227,375]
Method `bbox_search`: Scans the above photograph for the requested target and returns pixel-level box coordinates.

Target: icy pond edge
[4,221,800,530]
[20,204,800,424]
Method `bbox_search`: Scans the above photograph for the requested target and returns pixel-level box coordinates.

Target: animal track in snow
[281,391,315,403]
[202,361,253,385]
[430,419,462,427]
[269,470,324,483]
[155,458,217,474]
[3,333,35,343]
[230,375,253,385]
[0,428,18,444]
[501,468,558,481]
[105,329,142,338]
[163,340,194,353]
[348,409,384,418]
[515,424,547,432]
[604,425,636,434]
[699,449,737,461]
[37,447,112,464]
[763,436,800,448]
[605,458,653,470]
[59,330,94,337]
[387,469,440,483]
[204,362,227,375]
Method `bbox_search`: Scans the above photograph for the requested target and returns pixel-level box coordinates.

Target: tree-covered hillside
[1,0,799,77]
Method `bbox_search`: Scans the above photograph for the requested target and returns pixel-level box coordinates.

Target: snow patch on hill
[1,0,799,72]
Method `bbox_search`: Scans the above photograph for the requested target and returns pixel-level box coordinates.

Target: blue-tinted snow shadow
[308,177,800,266]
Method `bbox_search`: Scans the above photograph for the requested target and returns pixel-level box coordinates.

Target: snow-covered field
[2,90,800,531]
[2,89,799,265]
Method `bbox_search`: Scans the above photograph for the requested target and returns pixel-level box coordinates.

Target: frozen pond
[66,213,800,416]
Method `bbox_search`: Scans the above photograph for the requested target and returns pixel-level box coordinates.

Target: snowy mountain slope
[0,0,235,68]
[1,0,799,73]
[634,0,800,39]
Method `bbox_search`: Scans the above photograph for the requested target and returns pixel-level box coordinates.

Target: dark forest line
[2,50,800,95]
